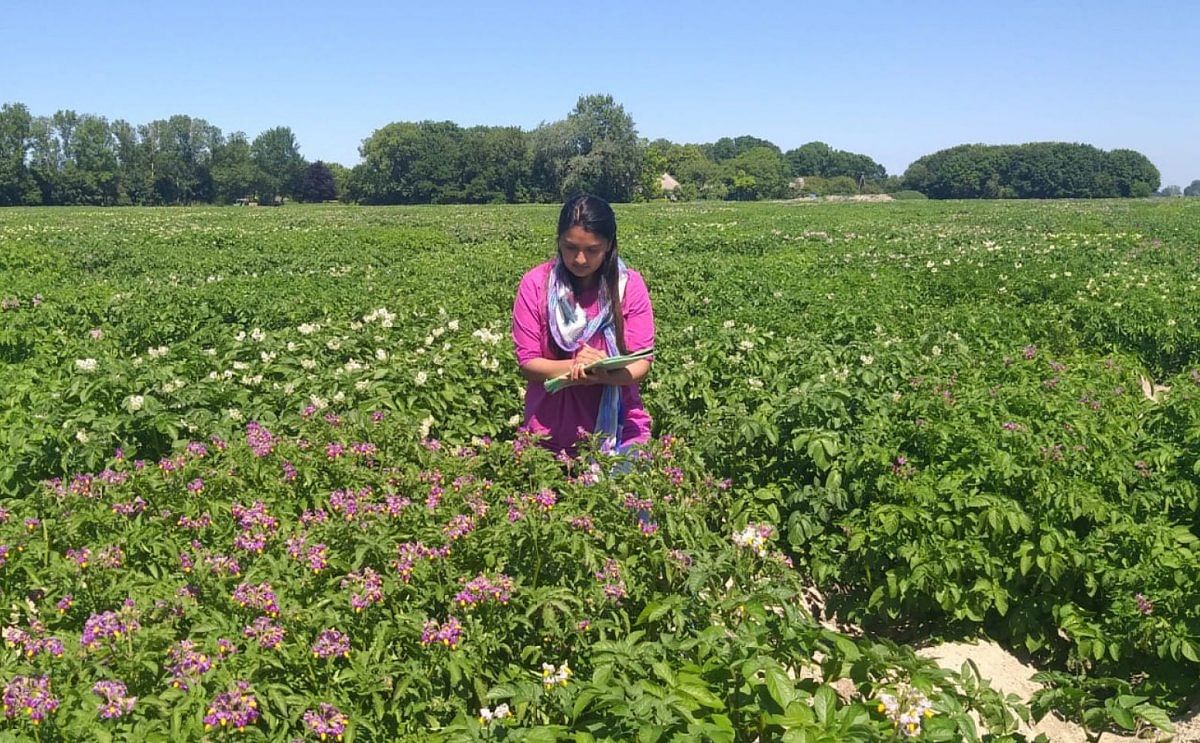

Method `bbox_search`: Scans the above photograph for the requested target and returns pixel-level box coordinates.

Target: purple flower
[420,616,464,649]
[186,441,209,458]
[371,410,386,423]
[526,488,557,511]
[594,559,627,603]
[311,628,351,659]
[1135,592,1154,616]
[203,681,260,732]
[243,617,285,649]
[167,640,215,690]
[325,442,346,460]
[303,703,349,739]
[453,574,514,608]
[443,514,475,540]
[231,582,280,616]
[187,478,205,495]
[1023,345,1038,360]
[56,595,74,614]
[92,680,136,719]
[112,496,147,516]
[281,460,298,483]
[2,675,59,724]
[245,421,275,457]
[67,547,92,568]
[342,568,384,612]
[81,608,140,649]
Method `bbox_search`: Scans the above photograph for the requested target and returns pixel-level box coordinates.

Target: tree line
[902,143,1162,199]
[0,96,1172,206]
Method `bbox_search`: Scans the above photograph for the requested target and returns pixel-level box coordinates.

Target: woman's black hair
[556,194,627,354]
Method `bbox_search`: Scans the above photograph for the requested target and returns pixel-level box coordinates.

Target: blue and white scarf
[547,257,628,451]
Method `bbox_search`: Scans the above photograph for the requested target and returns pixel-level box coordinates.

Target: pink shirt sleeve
[621,270,655,354]
[512,265,548,365]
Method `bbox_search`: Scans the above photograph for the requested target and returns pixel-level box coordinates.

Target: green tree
[459,126,530,203]
[0,102,37,205]
[211,133,259,203]
[140,115,221,204]
[1105,149,1160,197]
[705,135,780,162]
[350,121,464,204]
[64,115,119,205]
[786,141,886,182]
[1185,180,1200,197]
[561,94,643,202]
[720,146,789,200]
[326,162,351,201]
[251,126,305,202]
[298,161,337,202]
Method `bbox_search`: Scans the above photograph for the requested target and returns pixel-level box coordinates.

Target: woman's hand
[569,346,608,381]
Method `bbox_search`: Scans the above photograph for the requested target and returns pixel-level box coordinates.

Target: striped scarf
[547,257,628,451]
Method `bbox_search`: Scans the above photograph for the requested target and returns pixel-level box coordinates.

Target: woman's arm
[585,359,651,386]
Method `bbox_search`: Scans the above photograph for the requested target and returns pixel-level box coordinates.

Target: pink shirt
[511,261,655,453]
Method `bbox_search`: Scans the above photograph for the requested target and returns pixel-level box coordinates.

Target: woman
[511,194,655,455]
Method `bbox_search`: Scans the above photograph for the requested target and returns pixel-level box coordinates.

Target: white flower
[541,662,572,687]
[298,323,320,335]
[375,348,388,361]
[747,378,763,390]
[448,319,460,331]
[250,328,266,342]
[75,429,90,444]
[232,361,249,371]
[333,391,346,403]
[147,345,169,359]
[126,395,145,412]
[355,380,370,392]
[287,341,299,352]
[739,340,755,351]
[343,359,365,374]
[75,358,98,373]
[300,358,317,370]
[479,703,511,724]
[508,414,522,427]
[235,331,246,342]
[473,328,502,345]
[480,355,500,372]
[415,371,429,386]
[860,354,874,366]
[419,415,435,439]
[326,339,342,351]
[931,345,942,357]
[309,395,328,410]
[203,348,217,356]
[227,408,244,422]
[260,351,276,364]
[723,320,736,329]
[89,328,103,340]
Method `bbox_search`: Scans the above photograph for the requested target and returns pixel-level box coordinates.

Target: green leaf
[764,666,795,710]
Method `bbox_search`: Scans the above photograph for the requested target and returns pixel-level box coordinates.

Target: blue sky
[3,0,1198,186]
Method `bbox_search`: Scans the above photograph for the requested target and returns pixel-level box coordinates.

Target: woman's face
[558,225,610,283]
